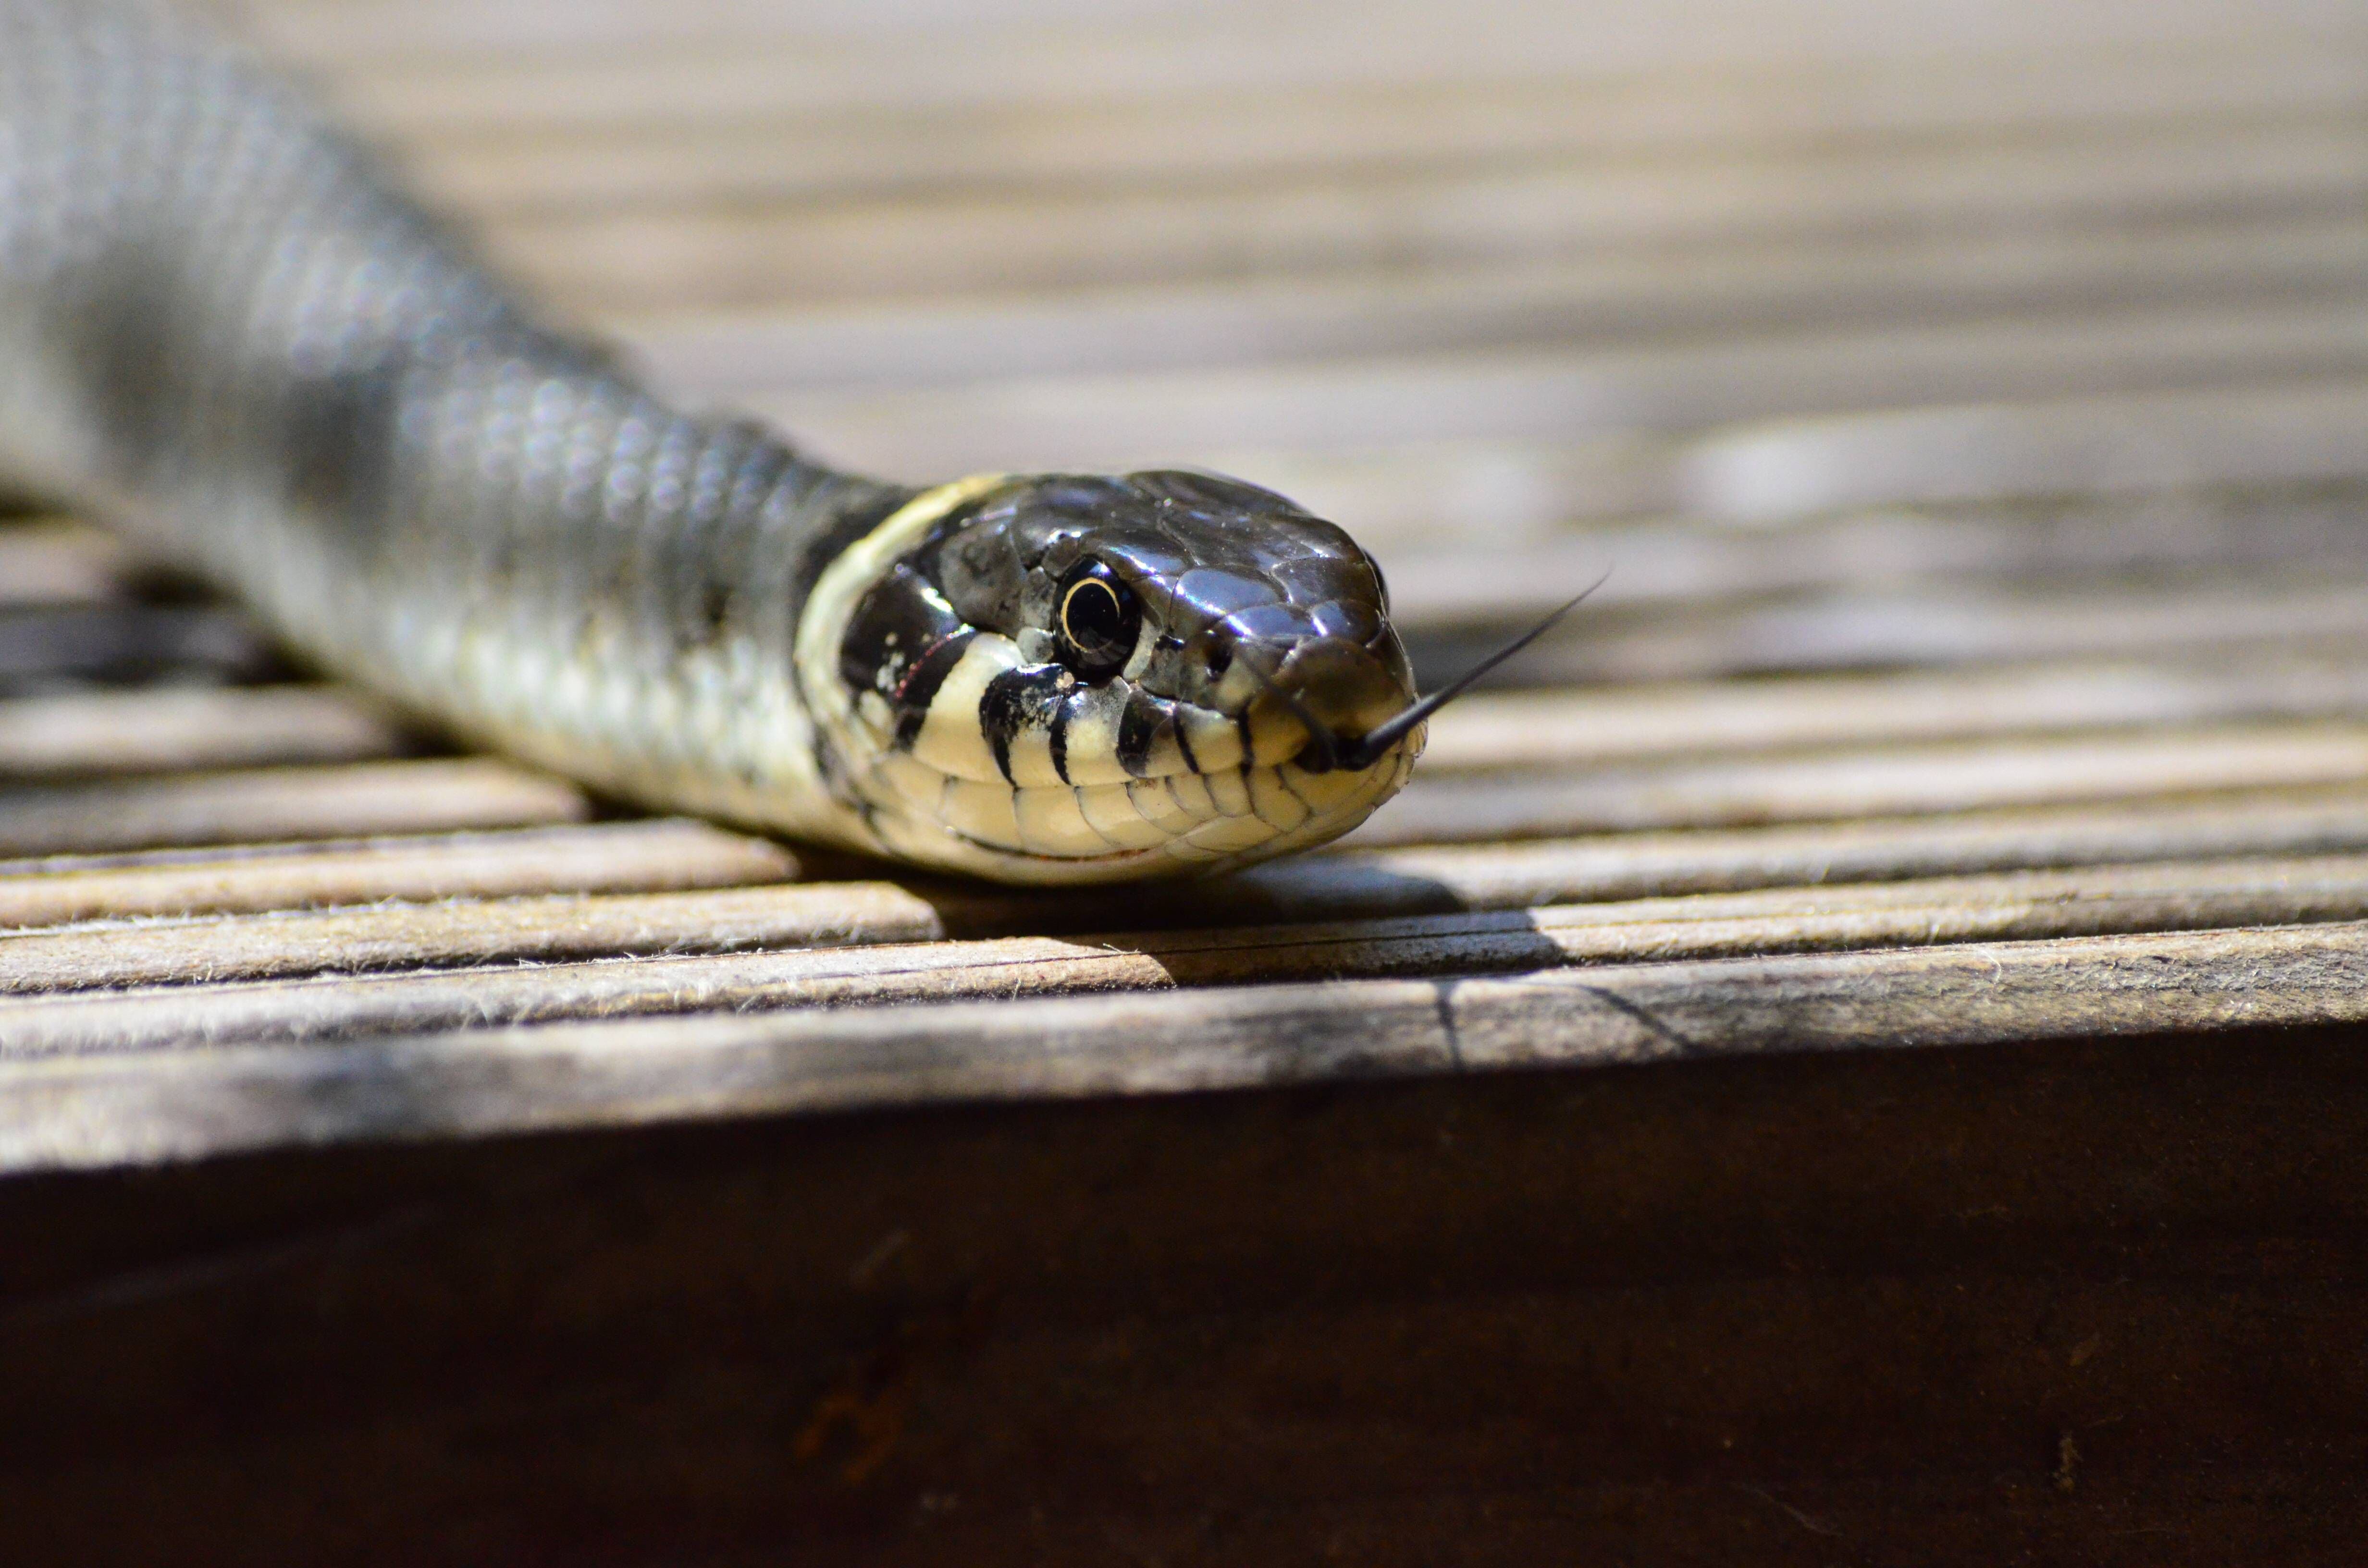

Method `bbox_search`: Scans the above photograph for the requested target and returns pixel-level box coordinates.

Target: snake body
[0,0,1422,883]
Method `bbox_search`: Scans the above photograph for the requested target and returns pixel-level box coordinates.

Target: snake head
[799,469,1422,883]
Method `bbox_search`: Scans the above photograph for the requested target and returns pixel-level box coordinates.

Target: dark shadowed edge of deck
[1,1012,2365,1564]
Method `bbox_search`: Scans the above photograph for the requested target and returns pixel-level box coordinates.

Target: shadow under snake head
[800,468,1424,883]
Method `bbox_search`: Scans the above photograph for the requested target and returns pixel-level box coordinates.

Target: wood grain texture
[389,48,2368,211]
[749,302,2368,474]
[1691,380,2368,519]
[0,760,589,858]
[618,222,2368,394]
[11,854,2368,1054]
[0,819,799,928]
[287,7,2366,124]
[1356,721,2368,844]
[0,686,407,780]
[1298,784,2368,906]
[0,880,951,993]
[0,522,133,607]
[490,128,2368,310]
[1420,653,2368,769]
[1436,571,2368,685]
[8,919,2368,1172]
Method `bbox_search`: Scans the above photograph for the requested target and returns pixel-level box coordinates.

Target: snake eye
[1056,559,1142,681]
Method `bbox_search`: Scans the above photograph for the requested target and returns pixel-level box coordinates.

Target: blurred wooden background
[7,0,2368,1560]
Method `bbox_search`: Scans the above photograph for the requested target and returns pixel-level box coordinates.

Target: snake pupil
[1057,560,1141,681]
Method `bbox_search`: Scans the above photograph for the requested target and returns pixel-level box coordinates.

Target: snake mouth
[865,735,1421,884]
[845,627,1425,881]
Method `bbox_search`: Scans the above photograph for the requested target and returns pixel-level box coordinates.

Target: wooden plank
[280,7,2367,120]
[31,719,2367,985]
[0,760,588,859]
[391,49,2368,211]
[13,853,2368,1051]
[744,302,2368,476]
[19,773,2368,994]
[0,523,132,608]
[0,819,798,929]
[1297,784,2368,909]
[1371,476,2368,612]
[1419,652,2368,770]
[1357,721,2368,845]
[1425,573,2368,685]
[8,919,2367,1169]
[12,779,2368,941]
[0,882,949,993]
[486,125,2368,309]
[617,220,2368,394]
[1690,381,2368,520]
[0,686,407,780]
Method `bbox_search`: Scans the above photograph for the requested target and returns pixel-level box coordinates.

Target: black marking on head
[842,561,966,694]
[1172,714,1201,775]
[981,664,1072,783]
[1116,687,1174,779]
[840,557,978,749]
[1050,686,1110,785]
[890,632,977,749]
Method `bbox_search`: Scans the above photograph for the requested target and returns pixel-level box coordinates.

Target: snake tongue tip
[1327,571,1609,770]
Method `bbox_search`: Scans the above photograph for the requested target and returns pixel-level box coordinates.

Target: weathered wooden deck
[6,0,2368,1560]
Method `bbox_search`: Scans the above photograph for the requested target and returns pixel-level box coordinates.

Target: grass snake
[0,0,1505,884]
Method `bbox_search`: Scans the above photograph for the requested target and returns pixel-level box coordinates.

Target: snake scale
[0,0,1495,884]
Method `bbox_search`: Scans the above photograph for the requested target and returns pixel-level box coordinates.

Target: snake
[0,0,1558,885]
